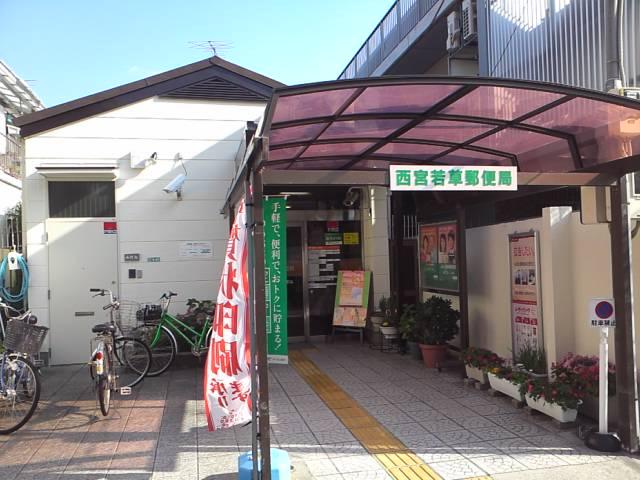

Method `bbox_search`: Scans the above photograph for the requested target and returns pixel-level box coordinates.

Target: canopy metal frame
[230,76,640,477]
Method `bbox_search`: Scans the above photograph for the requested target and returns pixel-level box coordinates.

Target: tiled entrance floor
[0,344,638,480]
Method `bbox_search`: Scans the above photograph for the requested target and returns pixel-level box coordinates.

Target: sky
[1,1,392,108]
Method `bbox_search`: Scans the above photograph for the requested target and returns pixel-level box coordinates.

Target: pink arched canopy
[259,77,640,175]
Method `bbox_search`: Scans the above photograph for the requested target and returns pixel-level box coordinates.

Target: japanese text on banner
[204,200,251,431]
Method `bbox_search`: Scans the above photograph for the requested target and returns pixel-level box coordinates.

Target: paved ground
[0,344,638,480]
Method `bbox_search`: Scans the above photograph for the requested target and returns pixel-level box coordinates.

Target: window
[48,181,115,218]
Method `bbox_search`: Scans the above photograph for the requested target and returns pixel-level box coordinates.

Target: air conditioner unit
[447,11,461,52]
[462,0,477,41]
[621,87,640,101]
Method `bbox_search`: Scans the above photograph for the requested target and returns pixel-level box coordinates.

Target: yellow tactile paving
[289,350,461,480]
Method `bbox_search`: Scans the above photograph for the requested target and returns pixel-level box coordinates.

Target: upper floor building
[340,0,640,91]
[1,60,44,179]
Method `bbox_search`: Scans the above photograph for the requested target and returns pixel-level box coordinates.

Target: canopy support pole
[457,205,469,351]
[245,175,259,480]
[250,167,272,478]
[610,178,640,453]
[391,192,403,324]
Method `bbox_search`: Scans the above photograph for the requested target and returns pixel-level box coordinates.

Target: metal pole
[604,0,639,452]
[457,206,469,351]
[610,179,639,452]
[251,168,272,478]
[391,193,402,323]
[599,327,609,435]
[605,0,622,92]
[244,177,259,480]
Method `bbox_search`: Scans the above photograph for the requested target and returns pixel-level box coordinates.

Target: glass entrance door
[307,220,362,336]
[286,225,305,338]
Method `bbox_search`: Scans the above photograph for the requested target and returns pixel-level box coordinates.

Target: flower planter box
[465,365,488,384]
[488,373,524,402]
[525,393,578,423]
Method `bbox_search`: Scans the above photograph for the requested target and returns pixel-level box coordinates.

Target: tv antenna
[188,41,233,57]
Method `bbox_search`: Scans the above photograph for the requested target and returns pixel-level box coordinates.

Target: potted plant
[515,343,547,379]
[415,296,459,368]
[553,353,617,423]
[399,305,420,359]
[523,377,582,423]
[378,296,398,336]
[488,365,528,401]
[462,347,503,384]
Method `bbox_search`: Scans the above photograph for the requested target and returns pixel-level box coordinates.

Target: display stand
[369,332,400,352]
[331,325,364,344]
[332,271,371,339]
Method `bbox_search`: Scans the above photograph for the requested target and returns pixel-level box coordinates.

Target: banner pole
[252,168,272,478]
[244,179,259,480]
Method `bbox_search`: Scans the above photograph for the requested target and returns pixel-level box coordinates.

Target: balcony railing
[0,131,23,179]
[338,0,440,80]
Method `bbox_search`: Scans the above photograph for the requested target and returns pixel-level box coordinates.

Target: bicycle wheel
[133,324,176,377]
[0,354,41,434]
[113,337,151,388]
[95,347,111,416]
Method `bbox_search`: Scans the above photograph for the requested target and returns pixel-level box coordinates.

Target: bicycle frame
[150,312,211,352]
[0,353,28,396]
[148,294,212,352]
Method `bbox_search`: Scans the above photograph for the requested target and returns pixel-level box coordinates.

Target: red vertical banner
[204,200,252,430]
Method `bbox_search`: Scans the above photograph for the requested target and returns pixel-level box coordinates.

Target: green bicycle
[134,292,214,376]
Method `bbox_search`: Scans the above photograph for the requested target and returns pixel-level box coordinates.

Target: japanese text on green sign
[390,166,517,191]
[264,197,288,364]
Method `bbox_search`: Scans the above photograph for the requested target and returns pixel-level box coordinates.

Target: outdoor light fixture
[278,191,312,196]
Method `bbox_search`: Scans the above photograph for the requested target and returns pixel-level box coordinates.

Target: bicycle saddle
[92,323,116,334]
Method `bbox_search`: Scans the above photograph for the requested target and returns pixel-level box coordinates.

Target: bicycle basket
[136,304,162,325]
[115,300,143,335]
[4,319,49,355]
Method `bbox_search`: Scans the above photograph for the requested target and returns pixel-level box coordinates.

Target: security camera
[343,187,360,207]
[163,174,186,199]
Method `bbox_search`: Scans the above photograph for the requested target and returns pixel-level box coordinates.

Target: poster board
[332,270,371,328]
[509,232,544,358]
[418,222,459,292]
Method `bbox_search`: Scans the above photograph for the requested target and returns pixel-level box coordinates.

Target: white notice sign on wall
[179,241,213,258]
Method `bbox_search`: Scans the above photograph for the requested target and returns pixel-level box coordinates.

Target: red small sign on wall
[103,222,117,234]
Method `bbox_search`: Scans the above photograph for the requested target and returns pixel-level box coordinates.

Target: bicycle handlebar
[160,291,178,300]
[89,288,118,310]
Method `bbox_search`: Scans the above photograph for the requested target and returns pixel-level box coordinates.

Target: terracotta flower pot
[419,343,447,368]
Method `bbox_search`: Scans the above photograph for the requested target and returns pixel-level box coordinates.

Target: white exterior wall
[362,186,391,305]
[0,172,21,249]
[466,207,640,372]
[22,97,266,339]
[0,171,21,214]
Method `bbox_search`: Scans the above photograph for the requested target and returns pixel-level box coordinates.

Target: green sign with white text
[390,165,517,191]
[264,197,288,364]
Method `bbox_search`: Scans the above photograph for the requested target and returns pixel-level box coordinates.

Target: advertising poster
[333,270,371,328]
[419,223,458,292]
[509,233,543,356]
[264,197,288,364]
[437,223,458,290]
